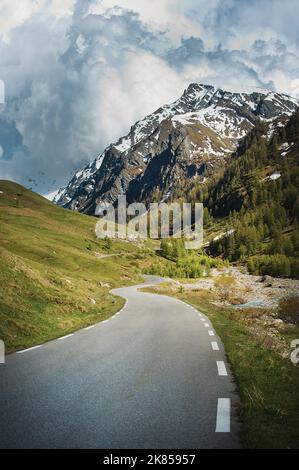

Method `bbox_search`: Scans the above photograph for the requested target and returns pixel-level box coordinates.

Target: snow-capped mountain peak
[55,83,298,214]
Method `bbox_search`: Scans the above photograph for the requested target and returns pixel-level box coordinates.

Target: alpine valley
[2,0,299,451]
[1,83,299,448]
[54,83,299,279]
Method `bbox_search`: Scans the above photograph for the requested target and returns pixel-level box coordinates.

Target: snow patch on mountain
[268,172,281,181]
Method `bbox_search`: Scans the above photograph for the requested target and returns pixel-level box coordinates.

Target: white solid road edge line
[17,345,42,354]
[58,333,74,341]
[84,325,96,330]
[211,341,220,351]
[215,398,231,433]
[216,360,228,376]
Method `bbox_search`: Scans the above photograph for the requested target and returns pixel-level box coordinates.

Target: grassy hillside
[0,181,156,352]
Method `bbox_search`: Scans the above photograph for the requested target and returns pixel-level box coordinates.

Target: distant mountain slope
[55,83,298,214]
[198,110,299,278]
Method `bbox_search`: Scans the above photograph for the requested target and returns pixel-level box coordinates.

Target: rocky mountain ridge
[55,83,299,214]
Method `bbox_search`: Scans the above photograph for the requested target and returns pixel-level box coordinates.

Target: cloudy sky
[0,0,298,195]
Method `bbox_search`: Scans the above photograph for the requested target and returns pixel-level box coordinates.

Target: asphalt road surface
[0,276,240,448]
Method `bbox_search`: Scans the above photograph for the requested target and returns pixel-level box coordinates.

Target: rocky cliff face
[55,83,298,214]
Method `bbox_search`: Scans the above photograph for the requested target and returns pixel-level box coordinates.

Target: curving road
[0,276,240,449]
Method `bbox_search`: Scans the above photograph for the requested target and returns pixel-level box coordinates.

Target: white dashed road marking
[17,345,42,354]
[204,323,209,327]
[211,341,220,351]
[58,334,74,341]
[216,361,228,376]
[215,398,231,433]
[208,330,215,336]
